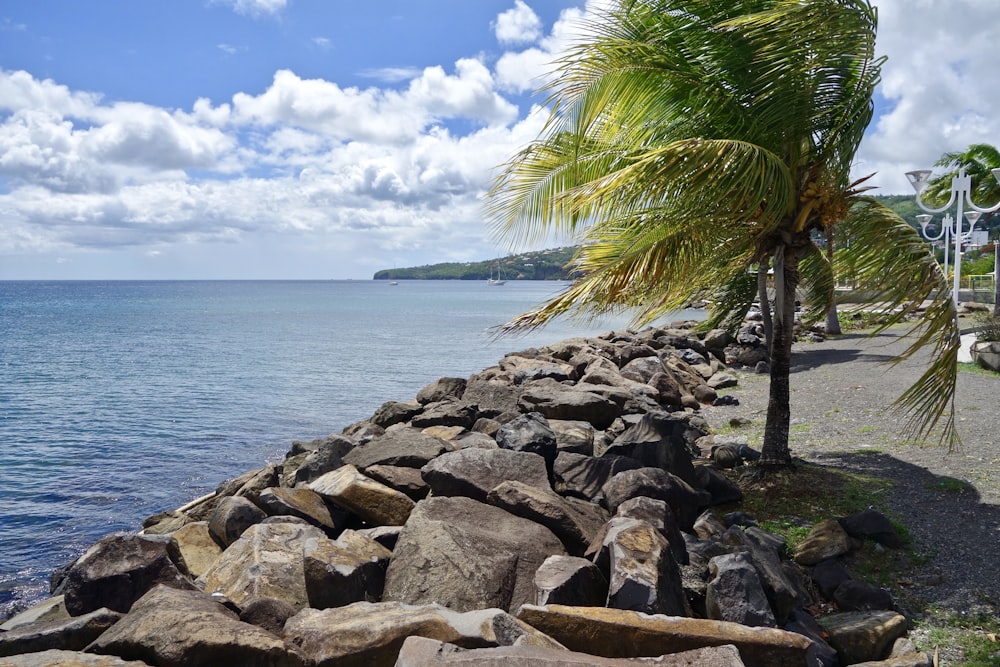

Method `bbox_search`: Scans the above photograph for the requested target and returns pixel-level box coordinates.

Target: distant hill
[373,247,578,281]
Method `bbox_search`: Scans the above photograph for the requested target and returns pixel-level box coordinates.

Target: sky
[1,0,999,280]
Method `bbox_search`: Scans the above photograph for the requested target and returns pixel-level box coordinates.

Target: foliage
[963,250,995,276]
[373,247,577,280]
[974,313,1000,343]
[486,0,959,463]
[915,610,1000,667]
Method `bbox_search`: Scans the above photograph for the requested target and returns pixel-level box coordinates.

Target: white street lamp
[905,166,1000,306]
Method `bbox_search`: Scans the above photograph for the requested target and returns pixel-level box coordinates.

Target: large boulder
[603,412,703,488]
[548,419,596,456]
[705,552,777,628]
[61,534,196,616]
[383,496,566,613]
[793,519,855,566]
[302,530,392,610]
[0,608,122,657]
[517,386,620,430]
[410,399,478,429]
[0,651,154,666]
[283,601,561,667]
[615,496,688,566]
[486,480,607,556]
[533,555,608,607]
[207,496,267,548]
[256,486,344,532]
[420,448,551,502]
[343,428,453,470]
[416,377,468,405]
[291,434,355,485]
[601,518,688,617]
[817,611,909,665]
[165,522,222,579]
[309,464,415,526]
[198,521,327,611]
[552,452,643,503]
[495,412,558,468]
[87,585,303,667]
[516,605,819,667]
[601,467,708,531]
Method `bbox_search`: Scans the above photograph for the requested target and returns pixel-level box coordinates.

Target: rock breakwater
[1,323,931,666]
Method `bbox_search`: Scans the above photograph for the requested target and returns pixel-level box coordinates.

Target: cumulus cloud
[493,0,542,45]
[494,3,592,92]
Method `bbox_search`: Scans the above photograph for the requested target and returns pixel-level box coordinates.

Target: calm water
[0,280,699,616]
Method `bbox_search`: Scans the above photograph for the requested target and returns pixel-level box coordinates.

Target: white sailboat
[486,261,506,285]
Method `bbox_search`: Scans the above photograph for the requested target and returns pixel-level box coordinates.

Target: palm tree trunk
[757,261,773,355]
[761,244,799,466]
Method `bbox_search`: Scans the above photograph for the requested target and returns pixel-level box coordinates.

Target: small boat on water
[389,281,399,285]
[487,261,507,286]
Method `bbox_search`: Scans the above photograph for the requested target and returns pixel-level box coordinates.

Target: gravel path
[699,326,1000,618]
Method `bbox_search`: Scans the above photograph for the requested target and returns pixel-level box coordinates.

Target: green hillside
[373,247,578,281]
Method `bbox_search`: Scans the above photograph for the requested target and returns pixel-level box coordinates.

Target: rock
[793,518,855,565]
[309,464,415,526]
[416,377,468,405]
[0,597,69,632]
[486,481,605,556]
[165,521,222,579]
[199,521,328,611]
[810,558,853,599]
[283,601,561,667]
[61,534,196,616]
[383,496,566,613]
[302,531,391,609]
[818,611,909,665]
[693,466,744,505]
[534,555,608,607]
[343,428,452,470]
[601,467,708,531]
[87,585,303,667]
[516,604,819,667]
[410,399,478,429]
[705,552,776,628]
[292,434,354,484]
[461,376,523,416]
[495,412,558,467]
[707,372,738,390]
[839,509,903,549]
[140,510,187,535]
[602,518,688,617]
[0,608,122,657]
[421,448,551,502]
[782,609,839,667]
[548,420,596,455]
[394,635,748,666]
[214,464,279,507]
[736,527,802,624]
[0,651,153,666]
[517,385,620,430]
[692,510,727,540]
[364,464,430,499]
[703,329,731,350]
[603,413,702,488]
[239,597,297,636]
[371,400,423,429]
[256,486,343,532]
[833,580,895,612]
[208,496,267,548]
[552,452,643,503]
[615,496,688,566]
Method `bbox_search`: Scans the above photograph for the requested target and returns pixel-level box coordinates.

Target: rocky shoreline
[0,322,933,666]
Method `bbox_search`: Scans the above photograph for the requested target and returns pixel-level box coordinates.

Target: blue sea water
[0,280,700,617]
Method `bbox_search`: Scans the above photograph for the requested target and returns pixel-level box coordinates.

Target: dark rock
[364,464,430,500]
[256,487,343,532]
[783,608,840,667]
[416,377,467,405]
[615,496,688,566]
[486,481,606,556]
[410,399,478,429]
[208,496,267,548]
[343,428,452,470]
[601,467,709,531]
[239,597,297,636]
[517,385,620,430]
[705,552,776,628]
[833,580,895,612]
[421,448,551,502]
[61,534,196,616]
[694,465,744,505]
[603,412,702,488]
[371,399,423,429]
[811,558,853,599]
[303,531,391,609]
[552,452,643,502]
[533,555,608,607]
[839,509,903,549]
[495,412,558,467]
[462,376,522,416]
[602,518,688,616]
[292,435,354,484]
[382,496,566,613]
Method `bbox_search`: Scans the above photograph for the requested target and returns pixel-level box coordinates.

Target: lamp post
[905,166,1000,306]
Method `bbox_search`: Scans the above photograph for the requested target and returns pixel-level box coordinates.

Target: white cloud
[494,4,591,92]
[854,0,1000,193]
[493,0,542,45]
[312,37,332,50]
[217,0,287,18]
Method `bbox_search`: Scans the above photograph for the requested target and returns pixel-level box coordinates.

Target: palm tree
[487,0,959,465]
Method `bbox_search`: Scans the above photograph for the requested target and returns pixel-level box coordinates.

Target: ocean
[0,280,700,617]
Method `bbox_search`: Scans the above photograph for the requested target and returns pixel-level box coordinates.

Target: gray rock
[533,555,608,607]
[707,371,739,390]
[0,650,154,666]
[416,377,468,405]
[552,451,643,503]
[421,448,551,502]
[461,376,522,416]
[615,496,688,566]
[394,635,748,666]
[811,558,853,599]
[309,464,416,526]
[284,601,561,667]
[705,552,777,628]
[383,496,566,613]
[0,608,122,657]
[87,585,303,667]
[603,412,703,488]
[603,518,688,617]
[727,527,802,623]
[292,434,354,484]
[0,597,69,632]
[517,386,620,430]
[410,399,478,429]
[199,521,328,611]
[61,534,196,616]
[495,412,558,466]
[364,464,430,499]
[601,467,708,531]
[343,428,452,470]
[256,486,343,532]
[371,399,423,429]
[208,496,267,548]
[486,481,605,556]
[833,580,895,612]
[548,420,596,455]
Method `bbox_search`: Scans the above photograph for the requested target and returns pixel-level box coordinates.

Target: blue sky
[1,0,998,279]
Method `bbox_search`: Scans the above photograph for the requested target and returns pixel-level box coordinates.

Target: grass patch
[924,477,974,494]
[855,425,878,434]
[959,361,999,377]
[915,610,1000,667]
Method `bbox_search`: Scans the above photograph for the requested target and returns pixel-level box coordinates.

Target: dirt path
[700,327,1000,616]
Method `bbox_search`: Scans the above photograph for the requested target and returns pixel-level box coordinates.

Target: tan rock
[0,649,153,666]
[817,611,909,665]
[0,597,69,631]
[309,464,415,526]
[167,521,222,578]
[515,604,817,667]
[792,518,855,565]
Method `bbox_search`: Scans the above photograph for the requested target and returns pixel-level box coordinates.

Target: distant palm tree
[488,0,959,464]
